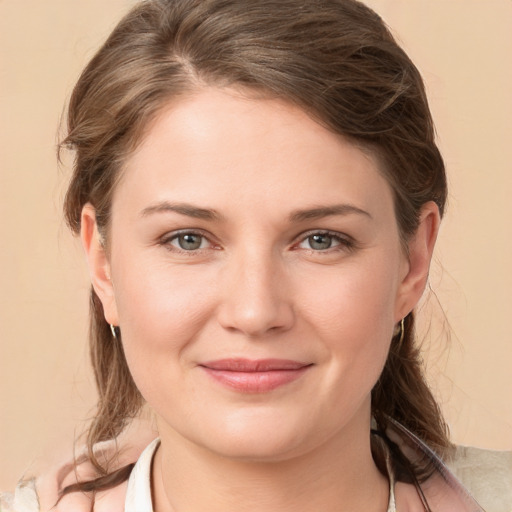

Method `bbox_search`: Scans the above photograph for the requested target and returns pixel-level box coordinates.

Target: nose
[216,248,295,338]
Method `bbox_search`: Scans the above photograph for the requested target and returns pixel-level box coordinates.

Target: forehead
[114,87,394,222]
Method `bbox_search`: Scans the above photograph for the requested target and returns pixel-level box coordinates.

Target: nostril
[217,300,295,338]
[215,258,295,336]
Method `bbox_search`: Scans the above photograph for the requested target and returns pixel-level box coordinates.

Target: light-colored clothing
[448,445,512,512]
[123,439,397,512]
[2,438,511,511]
[124,438,158,512]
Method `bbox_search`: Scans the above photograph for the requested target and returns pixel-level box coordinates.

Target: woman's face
[84,88,437,461]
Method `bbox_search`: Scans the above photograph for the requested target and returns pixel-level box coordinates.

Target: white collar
[124,438,396,512]
[125,438,160,512]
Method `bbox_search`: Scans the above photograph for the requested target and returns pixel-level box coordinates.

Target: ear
[81,204,119,326]
[395,201,441,321]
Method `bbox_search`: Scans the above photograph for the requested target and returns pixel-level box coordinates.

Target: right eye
[167,232,209,251]
[301,233,340,251]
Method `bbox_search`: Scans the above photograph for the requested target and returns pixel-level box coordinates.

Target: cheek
[115,250,214,324]
[301,257,399,338]
[111,255,217,383]
[298,256,399,385]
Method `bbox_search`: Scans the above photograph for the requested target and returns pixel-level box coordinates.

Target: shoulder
[1,479,39,512]
[385,420,511,510]
[447,445,512,510]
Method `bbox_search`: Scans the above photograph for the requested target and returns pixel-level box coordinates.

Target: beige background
[1,0,511,491]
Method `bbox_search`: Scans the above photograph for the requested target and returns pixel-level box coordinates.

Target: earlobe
[81,204,119,326]
[395,201,441,320]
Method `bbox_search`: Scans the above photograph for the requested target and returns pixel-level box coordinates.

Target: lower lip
[200,366,310,393]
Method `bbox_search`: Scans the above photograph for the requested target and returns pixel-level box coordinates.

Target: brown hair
[62,0,449,494]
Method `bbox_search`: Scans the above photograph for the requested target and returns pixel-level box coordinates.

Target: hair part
[61,0,449,494]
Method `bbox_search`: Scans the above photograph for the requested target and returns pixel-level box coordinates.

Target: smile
[199,358,312,393]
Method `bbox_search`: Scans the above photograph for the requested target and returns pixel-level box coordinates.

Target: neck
[151,416,389,512]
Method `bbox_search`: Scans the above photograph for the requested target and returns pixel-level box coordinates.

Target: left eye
[299,233,341,251]
[169,233,208,251]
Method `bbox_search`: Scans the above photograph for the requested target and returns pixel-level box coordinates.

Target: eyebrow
[289,204,372,222]
[140,201,223,221]
[140,201,371,223]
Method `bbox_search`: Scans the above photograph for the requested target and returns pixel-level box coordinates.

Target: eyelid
[159,228,220,252]
[157,228,356,254]
[293,229,357,251]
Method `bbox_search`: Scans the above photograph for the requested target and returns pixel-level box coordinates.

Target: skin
[81,88,440,511]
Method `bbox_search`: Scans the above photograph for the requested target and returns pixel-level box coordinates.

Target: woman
[2,0,510,511]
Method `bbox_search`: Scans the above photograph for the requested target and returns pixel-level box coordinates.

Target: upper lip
[200,358,310,372]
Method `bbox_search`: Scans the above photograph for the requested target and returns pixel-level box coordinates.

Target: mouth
[199,358,312,393]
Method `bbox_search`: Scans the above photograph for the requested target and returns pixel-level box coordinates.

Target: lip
[199,358,312,393]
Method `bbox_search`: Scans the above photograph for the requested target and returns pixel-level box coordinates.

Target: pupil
[179,234,201,250]
[310,234,331,250]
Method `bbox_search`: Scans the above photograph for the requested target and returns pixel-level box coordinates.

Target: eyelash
[158,229,356,255]
[293,230,356,254]
[159,229,218,254]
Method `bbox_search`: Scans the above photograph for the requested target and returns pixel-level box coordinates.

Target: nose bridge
[217,243,294,337]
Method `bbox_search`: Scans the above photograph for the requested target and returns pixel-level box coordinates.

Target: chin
[201,431,307,462]
[191,408,316,462]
